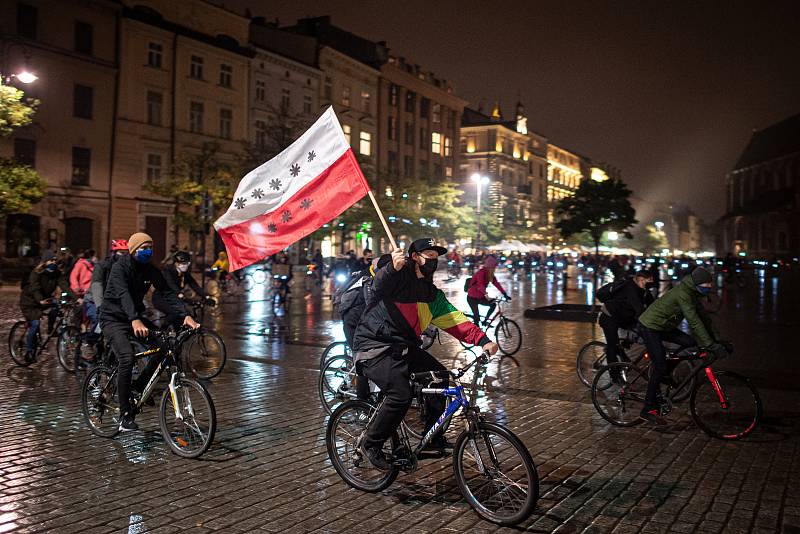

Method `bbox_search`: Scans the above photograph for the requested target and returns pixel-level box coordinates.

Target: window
[361,90,371,112]
[405,91,416,113]
[445,166,452,178]
[405,122,414,145]
[14,138,36,167]
[403,155,413,177]
[419,159,428,176]
[71,147,91,186]
[190,55,204,79]
[359,131,372,156]
[303,94,312,114]
[17,3,38,39]
[389,84,398,106]
[73,84,93,119]
[388,151,398,175]
[255,80,266,102]
[419,127,427,149]
[219,64,232,87]
[219,108,232,139]
[146,91,163,126]
[388,116,397,141]
[255,120,267,147]
[431,132,441,154]
[341,86,351,107]
[324,77,332,102]
[433,163,442,178]
[281,87,291,110]
[74,21,93,55]
[444,136,452,157]
[343,124,351,145]
[432,103,441,123]
[420,97,430,118]
[189,101,204,133]
[146,153,162,182]
[148,42,162,68]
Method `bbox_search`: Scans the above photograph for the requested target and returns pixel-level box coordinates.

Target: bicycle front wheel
[8,321,31,367]
[319,355,357,415]
[57,326,81,373]
[183,330,227,379]
[319,340,350,370]
[453,421,539,526]
[81,365,120,438]
[690,370,761,440]
[159,377,216,458]
[591,363,647,427]
[495,318,522,356]
[576,341,606,387]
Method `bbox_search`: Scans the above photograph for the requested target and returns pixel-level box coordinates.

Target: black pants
[639,324,696,413]
[599,313,633,366]
[360,346,447,449]
[467,296,495,326]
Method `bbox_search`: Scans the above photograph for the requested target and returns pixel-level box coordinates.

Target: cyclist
[99,233,199,432]
[153,250,207,329]
[19,257,75,362]
[465,254,510,327]
[211,251,229,279]
[637,266,727,425]
[598,270,654,382]
[353,238,499,470]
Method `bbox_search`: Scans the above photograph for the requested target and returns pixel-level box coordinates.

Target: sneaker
[119,413,139,432]
[360,443,390,471]
[638,409,668,426]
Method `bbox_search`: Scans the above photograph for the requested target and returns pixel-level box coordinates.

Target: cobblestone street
[0,270,799,533]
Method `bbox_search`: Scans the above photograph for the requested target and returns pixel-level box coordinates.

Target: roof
[284,16,388,70]
[733,113,800,170]
[461,107,518,131]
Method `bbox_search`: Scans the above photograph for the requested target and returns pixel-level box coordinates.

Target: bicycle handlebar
[409,351,494,383]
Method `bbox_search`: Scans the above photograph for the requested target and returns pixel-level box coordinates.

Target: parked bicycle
[81,327,216,458]
[326,352,539,526]
[8,296,83,373]
[591,343,761,440]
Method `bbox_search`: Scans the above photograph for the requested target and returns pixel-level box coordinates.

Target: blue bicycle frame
[414,385,469,455]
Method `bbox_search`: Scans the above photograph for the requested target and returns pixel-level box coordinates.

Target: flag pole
[366,189,397,250]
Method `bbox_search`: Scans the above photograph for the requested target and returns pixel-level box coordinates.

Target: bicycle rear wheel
[576,341,606,387]
[453,420,538,526]
[182,329,227,379]
[326,400,399,492]
[319,340,350,370]
[81,365,120,438]
[159,377,216,458]
[495,318,522,356]
[591,363,647,426]
[319,355,357,415]
[690,370,761,440]
[57,326,81,373]
[8,321,32,367]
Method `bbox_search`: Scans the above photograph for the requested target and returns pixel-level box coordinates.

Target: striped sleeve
[427,290,490,346]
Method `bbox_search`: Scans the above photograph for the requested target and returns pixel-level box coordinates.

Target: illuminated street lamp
[471,173,490,251]
[607,231,619,241]
[15,70,37,84]
[654,220,664,231]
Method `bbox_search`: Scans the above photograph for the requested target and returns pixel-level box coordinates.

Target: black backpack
[334,274,370,318]
[596,278,627,303]
[463,276,473,292]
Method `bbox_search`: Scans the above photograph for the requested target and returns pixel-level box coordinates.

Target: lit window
[444,137,452,157]
[146,153,162,182]
[148,42,162,68]
[445,166,452,177]
[219,64,232,88]
[341,86,351,107]
[359,131,371,156]
[431,132,441,155]
[190,55,204,79]
[343,124,351,145]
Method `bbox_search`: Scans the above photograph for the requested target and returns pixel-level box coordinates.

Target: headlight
[336,273,348,283]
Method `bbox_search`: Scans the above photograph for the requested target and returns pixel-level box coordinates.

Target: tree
[555,178,637,257]
[0,81,37,136]
[625,224,669,255]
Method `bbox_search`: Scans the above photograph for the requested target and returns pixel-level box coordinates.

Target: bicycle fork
[704,368,729,409]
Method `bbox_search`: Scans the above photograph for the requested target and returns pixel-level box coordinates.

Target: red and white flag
[214,107,370,271]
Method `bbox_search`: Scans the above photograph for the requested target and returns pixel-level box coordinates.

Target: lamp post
[471,173,490,252]
[1,41,38,85]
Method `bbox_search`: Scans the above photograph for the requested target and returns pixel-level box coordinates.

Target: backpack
[463,276,473,292]
[596,278,628,303]
[334,274,369,318]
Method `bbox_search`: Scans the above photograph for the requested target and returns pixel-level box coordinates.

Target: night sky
[229,0,800,223]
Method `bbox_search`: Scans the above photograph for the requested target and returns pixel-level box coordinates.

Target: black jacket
[99,254,184,324]
[160,266,203,297]
[19,268,73,321]
[603,279,654,327]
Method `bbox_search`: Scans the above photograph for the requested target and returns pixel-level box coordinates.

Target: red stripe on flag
[218,149,369,271]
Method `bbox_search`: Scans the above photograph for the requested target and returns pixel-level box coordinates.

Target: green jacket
[638,274,717,347]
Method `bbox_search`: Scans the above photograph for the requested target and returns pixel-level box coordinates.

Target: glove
[707,343,730,360]
[503,294,511,301]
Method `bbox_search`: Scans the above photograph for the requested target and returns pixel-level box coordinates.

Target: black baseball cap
[408,238,447,256]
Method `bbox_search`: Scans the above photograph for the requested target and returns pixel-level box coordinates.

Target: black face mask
[419,257,438,277]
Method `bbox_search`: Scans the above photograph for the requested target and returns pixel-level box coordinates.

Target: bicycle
[81,327,216,458]
[591,344,761,440]
[8,296,83,373]
[319,340,351,370]
[462,297,521,356]
[326,352,539,526]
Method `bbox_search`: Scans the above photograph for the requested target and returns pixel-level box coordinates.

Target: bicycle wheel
[591,363,647,427]
[252,269,268,285]
[576,341,607,388]
[81,365,120,438]
[319,340,350,370]
[182,330,227,380]
[326,400,399,492]
[495,318,522,356]
[690,370,761,440]
[452,420,539,526]
[8,320,32,367]
[57,326,81,373]
[669,360,696,403]
[319,355,357,415]
[159,377,216,458]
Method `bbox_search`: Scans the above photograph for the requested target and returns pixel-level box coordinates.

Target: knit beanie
[690,266,712,286]
[127,232,153,253]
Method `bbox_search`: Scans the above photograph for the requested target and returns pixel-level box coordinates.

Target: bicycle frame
[413,386,469,456]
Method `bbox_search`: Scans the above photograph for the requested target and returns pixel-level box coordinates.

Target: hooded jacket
[638,274,717,347]
[19,268,73,321]
[69,258,94,296]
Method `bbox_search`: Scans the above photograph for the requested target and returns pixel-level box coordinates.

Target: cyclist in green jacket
[637,267,727,425]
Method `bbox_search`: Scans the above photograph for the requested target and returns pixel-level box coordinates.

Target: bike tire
[669,360,696,403]
[252,269,267,285]
[159,377,216,458]
[319,340,350,370]
[8,320,31,367]
[689,370,761,440]
[452,420,539,526]
[57,326,81,373]
[576,341,607,388]
[81,365,120,438]
[591,363,647,427]
[319,355,356,415]
[495,318,522,356]
[326,400,399,492]
[182,329,227,380]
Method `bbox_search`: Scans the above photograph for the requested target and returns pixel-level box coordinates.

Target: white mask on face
[176,263,189,273]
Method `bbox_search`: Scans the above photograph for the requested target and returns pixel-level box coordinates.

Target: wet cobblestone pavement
[0,270,799,533]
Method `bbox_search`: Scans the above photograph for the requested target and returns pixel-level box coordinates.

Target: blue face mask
[697,285,712,295]
[133,248,153,263]
[45,263,57,273]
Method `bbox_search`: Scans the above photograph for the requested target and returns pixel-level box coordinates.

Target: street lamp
[654,220,664,231]
[14,70,37,84]
[471,173,490,251]
[607,231,619,241]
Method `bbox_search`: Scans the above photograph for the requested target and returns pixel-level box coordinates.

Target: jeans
[359,346,447,449]
[638,324,696,413]
[85,301,99,344]
[467,296,495,326]
[26,320,40,352]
